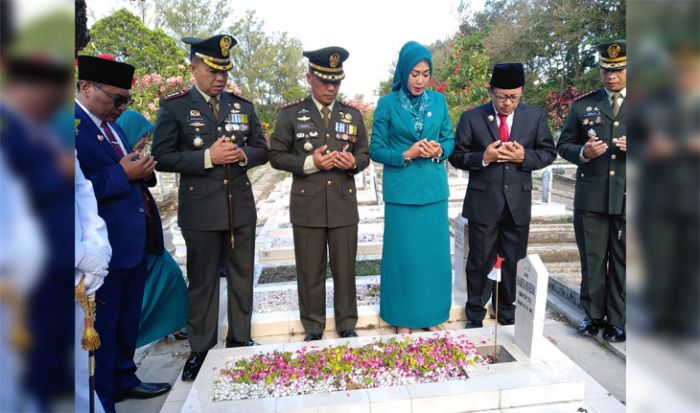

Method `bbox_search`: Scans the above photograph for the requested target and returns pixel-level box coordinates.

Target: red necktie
[498,113,509,142]
[101,121,152,219]
[101,121,126,157]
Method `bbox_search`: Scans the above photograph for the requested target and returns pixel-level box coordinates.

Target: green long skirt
[136,251,187,347]
[379,200,452,328]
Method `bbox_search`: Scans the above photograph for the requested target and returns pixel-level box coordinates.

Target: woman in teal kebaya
[117,110,188,346]
[370,41,455,333]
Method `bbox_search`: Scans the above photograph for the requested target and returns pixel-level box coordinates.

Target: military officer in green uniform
[557,40,627,342]
[151,34,268,380]
[269,46,370,341]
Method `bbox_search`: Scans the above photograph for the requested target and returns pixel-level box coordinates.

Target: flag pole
[494,277,499,362]
[488,255,504,363]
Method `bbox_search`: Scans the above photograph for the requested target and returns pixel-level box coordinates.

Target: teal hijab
[391,41,433,93]
[391,41,433,135]
[116,109,154,147]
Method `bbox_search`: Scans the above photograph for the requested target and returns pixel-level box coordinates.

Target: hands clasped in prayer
[404,138,443,160]
[210,136,246,164]
[483,140,526,164]
[312,144,357,170]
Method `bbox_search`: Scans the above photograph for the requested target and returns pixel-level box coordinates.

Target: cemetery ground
[116,161,625,413]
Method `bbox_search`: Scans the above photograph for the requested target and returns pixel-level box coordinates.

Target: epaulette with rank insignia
[573,89,597,102]
[229,91,253,104]
[277,99,303,111]
[162,88,189,100]
[340,99,362,112]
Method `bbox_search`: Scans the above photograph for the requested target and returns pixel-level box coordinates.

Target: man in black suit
[449,63,557,328]
[152,34,269,381]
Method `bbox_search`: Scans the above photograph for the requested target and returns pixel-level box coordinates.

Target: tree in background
[429,33,491,126]
[153,0,228,41]
[227,10,306,127]
[376,0,625,132]
[459,0,625,118]
[85,8,186,77]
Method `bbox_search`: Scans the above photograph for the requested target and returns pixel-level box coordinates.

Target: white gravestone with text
[452,214,469,294]
[514,254,549,358]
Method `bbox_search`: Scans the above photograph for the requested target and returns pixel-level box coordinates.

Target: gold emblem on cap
[329,53,340,68]
[220,36,232,56]
[608,44,621,58]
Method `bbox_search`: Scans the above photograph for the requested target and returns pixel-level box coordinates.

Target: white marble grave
[177,328,591,413]
[514,254,549,358]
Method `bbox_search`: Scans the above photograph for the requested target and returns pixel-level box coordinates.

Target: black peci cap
[490,63,525,89]
[77,55,135,90]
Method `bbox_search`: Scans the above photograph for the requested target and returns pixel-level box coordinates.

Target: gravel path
[253,282,380,313]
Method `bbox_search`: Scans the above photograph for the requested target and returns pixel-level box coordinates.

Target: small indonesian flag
[487,255,505,282]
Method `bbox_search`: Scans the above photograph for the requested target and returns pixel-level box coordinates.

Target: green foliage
[430,34,492,126]
[153,0,228,40]
[380,0,625,132]
[227,10,306,127]
[462,0,625,124]
[86,9,186,77]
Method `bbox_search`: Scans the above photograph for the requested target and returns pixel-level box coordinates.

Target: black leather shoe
[602,324,626,342]
[497,318,515,326]
[465,320,483,329]
[115,382,171,401]
[578,318,603,336]
[172,329,188,340]
[225,338,257,348]
[181,351,207,382]
[304,333,323,341]
[339,329,358,338]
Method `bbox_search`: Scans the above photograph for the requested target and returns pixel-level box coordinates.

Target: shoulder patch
[573,89,597,102]
[277,99,303,110]
[162,88,189,100]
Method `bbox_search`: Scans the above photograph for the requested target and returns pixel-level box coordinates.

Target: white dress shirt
[75,99,128,155]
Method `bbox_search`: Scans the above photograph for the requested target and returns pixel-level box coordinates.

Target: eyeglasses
[92,82,133,108]
[493,94,523,102]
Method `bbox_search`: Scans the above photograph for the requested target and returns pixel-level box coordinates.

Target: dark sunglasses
[92,82,134,108]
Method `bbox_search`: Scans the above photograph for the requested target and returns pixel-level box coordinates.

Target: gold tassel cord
[0,282,33,351]
[75,275,101,351]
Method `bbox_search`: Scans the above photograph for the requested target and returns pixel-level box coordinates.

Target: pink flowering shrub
[131,65,241,122]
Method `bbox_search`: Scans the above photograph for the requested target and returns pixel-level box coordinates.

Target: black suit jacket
[152,88,268,231]
[449,102,556,226]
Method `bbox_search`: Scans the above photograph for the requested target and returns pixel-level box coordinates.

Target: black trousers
[465,207,530,322]
[182,223,255,352]
[293,224,358,334]
[574,209,626,326]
